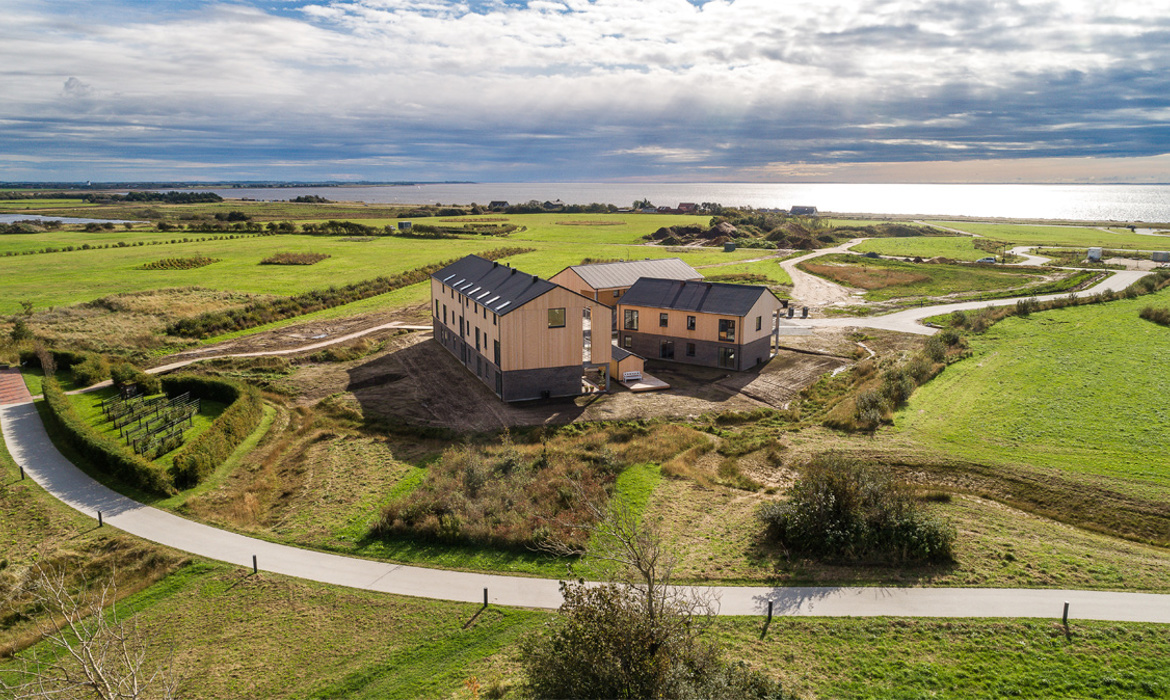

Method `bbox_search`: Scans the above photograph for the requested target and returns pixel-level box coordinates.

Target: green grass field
[898,286,1170,498]
[930,221,1169,250]
[852,236,990,261]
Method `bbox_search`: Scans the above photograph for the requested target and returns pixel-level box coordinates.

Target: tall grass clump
[1139,306,1170,326]
[757,453,954,563]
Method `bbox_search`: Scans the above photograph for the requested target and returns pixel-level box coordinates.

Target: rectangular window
[475,327,480,351]
[624,309,639,331]
[548,307,566,328]
[756,315,762,332]
[660,340,674,359]
[686,315,696,331]
[494,340,500,366]
[492,313,497,326]
[477,356,482,376]
[443,305,447,324]
[623,335,632,349]
[459,317,464,336]
[434,299,439,317]
[659,313,669,328]
[686,342,695,357]
[495,372,503,395]
[613,290,620,298]
[718,347,736,369]
[718,319,736,342]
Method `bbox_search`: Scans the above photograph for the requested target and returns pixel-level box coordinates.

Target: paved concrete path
[792,268,1152,336]
[4,398,1170,622]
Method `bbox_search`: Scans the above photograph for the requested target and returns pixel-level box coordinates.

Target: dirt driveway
[780,239,868,309]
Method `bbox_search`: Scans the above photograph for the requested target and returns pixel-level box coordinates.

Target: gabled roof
[560,258,703,290]
[619,278,775,317]
[432,255,558,316]
[610,344,643,362]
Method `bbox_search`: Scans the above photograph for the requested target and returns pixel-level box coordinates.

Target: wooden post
[253,555,258,575]
[1063,601,1069,626]
[767,600,774,625]
[19,466,24,480]
[483,588,488,608]
[97,511,102,527]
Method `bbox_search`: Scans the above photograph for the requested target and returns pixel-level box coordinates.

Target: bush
[71,355,112,387]
[163,375,264,489]
[40,378,174,495]
[1139,306,1170,326]
[757,453,954,563]
[521,581,785,700]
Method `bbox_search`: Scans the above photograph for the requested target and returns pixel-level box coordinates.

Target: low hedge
[164,375,264,489]
[40,378,175,496]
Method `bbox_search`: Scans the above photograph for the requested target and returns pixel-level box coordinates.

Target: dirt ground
[292,329,854,433]
[165,303,430,361]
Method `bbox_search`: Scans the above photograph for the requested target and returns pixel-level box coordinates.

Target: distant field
[698,256,795,286]
[898,285,1170,499]
[930,221,1166,250]
[799,254,1049,301]
[852,236,989,261]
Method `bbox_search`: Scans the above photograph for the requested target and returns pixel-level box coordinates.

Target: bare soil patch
[308,333,849,432]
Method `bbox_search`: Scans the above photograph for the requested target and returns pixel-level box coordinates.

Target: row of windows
[622,310,766,341]
[620,336,737,369]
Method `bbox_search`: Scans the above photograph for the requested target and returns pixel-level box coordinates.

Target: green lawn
[853,236,990,261]
[898,286,1170,498]
[930,221,1167,250]
[68,387,227,468]
[700,257,795,286]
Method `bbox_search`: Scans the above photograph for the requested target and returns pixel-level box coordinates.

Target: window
[718,347,736,369]
[477,356,482,376]
[624,309,639,330]
[686,315,696,331]
[623,335,632,348]
[686,342,695,357]
[495,372,503,395]
[718,319,736,342]
[475,327,480,351]
[434,300,439,317]
[443,305,447,324]
[548,307,566,328]
[660,340,674,359]
[756,315,762,332]
[492,313,497,326]
[613,290,620,298]
[459,317,464,336]
[494,340,501,366]
[659,313,669,328]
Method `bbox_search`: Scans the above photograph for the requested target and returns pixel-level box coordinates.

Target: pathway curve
[3,399,1169,622]
[780,238,868,307]
[793,268,1151,336]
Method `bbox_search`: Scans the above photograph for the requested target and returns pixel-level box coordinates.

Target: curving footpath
[3,395,1170,623]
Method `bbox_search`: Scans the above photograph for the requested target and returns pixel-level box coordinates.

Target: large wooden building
[615,278,781,371]
[549,258,703,306]
[431,255,612,402]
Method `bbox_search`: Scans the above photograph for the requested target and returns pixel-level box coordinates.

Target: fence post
[253,555,258,575]
[1062,601,1069,627]
[97,511,103,527]
[483,588,488,608]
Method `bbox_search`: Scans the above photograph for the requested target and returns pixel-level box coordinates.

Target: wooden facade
[431,256,611,402]
[615,279,781,371]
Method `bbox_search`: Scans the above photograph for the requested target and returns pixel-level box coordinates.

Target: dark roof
[432,255,557,316]
[619,278,774,317]
[610,344,643,362]
[560,258,702,290]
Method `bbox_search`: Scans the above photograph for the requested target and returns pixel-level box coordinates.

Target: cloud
[0,0,1168,181]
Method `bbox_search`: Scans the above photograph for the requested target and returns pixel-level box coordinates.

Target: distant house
[550,258,703,306]
[488,201,509,211]
[677,202,699,213]
[790,205,818,216]
[397,221,413,231]
[431,255,611,402]
[542,199,565,209]
[616,278,781,371]
[656,206,675,214]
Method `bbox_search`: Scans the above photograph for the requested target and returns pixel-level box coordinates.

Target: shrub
[41,378,174,495]
[259,252,330,265]
[163,375,264,489]
[1139,306,1170,326]
[757,452,954,563]
[71,355,112,387]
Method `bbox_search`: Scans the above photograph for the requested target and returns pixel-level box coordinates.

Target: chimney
[511,268,517,275]
[493,261,498,268]
[532,274,539,283]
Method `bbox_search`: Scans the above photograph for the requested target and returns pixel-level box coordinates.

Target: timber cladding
[430,255,612,402]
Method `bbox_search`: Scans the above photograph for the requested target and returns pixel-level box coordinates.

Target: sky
[2,0,1169,183]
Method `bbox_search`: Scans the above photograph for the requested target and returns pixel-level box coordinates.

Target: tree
[524,493,785,699]
[633,198,654,210]
[0,565,178,700]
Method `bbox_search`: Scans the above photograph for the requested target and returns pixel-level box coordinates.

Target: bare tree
[0,564,178,700]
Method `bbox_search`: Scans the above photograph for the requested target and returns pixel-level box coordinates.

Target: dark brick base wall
[501,366,583,402]
[619,330,771,371]
[434,315,583,402]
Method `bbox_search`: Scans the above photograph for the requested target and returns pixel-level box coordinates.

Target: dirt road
[779,239,868,308]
